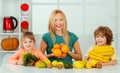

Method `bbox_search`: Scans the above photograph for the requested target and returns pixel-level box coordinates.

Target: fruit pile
[51,60,73,69]
[22,53,102,69]
[35,59,51,68]
[52,44,69,58]
[35,60,102,69]
[35,60,73,69]
[51,60,64,69]
[86,45,114,68]
[73,60,102,69]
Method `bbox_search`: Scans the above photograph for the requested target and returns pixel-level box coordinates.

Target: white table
[0,64,119,73]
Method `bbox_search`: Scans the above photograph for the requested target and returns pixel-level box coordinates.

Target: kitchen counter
[0,64,119,73]
[0,54,120,73]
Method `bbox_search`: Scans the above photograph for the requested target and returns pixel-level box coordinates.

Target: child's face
[54,13,64,31]
[95,33,107,46]
[22,37,35,50]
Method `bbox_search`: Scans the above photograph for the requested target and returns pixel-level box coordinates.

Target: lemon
[52,60,58,67]
[86,62,92,69]
[73,61,85,69]
[44,59,51,64]
[57,61,63,65]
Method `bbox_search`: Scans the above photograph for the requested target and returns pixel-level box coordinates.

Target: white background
[31,0,120,57]
[0,0,120,64]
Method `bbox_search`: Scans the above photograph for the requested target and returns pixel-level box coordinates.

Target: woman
[39,9,82,64]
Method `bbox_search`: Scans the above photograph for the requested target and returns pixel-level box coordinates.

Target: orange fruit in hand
[61,45,69,53]
[53,49,62,57]
[54,44,61,49]
[61,53,67,58]
[51,48,55,53]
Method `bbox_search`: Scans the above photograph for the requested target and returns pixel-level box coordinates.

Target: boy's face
[54,13,64,32]
[95,33,107,46]
[22,37,35,50]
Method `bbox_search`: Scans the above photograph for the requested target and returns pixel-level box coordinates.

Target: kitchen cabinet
[0,0,32,65]
[0,0,20,52]
[0,0,32,52]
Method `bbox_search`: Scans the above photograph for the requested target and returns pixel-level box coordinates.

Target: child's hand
[17,59,23,65]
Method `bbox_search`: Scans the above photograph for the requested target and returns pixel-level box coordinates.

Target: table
[0,64,119,73]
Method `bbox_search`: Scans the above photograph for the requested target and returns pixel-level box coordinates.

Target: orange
[61,53,67,58]
[61,45,69,53]
[51,48,55,53]
[53,49,62,57]
[53,44,61,49]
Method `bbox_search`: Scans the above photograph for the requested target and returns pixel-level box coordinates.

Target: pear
[35,61,46,68]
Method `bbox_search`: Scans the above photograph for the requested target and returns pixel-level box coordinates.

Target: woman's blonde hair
[21,32,35,48]
[48,9,69,44]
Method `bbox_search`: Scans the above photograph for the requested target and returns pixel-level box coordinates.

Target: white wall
[0,0,119,65]
[32,0,119,57]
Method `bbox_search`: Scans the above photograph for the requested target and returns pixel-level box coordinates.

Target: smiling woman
[39,9,82,64]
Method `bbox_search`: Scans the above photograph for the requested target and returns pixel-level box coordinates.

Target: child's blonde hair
[21,32,35,48]
[48,9,69,44]
[94,26,113,45]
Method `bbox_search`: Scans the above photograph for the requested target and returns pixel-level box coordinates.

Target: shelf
[20,14,31,18]
[0,33,19,35]
[0,0,32,54]
[0,49,18,53]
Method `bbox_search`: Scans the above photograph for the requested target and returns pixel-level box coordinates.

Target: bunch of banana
[88,45,114,67]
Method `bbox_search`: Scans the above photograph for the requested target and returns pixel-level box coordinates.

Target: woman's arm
[67,41,82,60]
[39,39,54,58]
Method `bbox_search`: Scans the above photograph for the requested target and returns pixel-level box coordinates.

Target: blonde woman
[39,9,82,64]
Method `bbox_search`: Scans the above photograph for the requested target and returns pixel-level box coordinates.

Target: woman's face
[54,13,64,31]
[22,37,35,50]
[95,33,107,46]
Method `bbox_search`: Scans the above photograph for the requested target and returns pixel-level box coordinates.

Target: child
[8,32,48,65]
[84,26,117,66]
[39,9,82,64]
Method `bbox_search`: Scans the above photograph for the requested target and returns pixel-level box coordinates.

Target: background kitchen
[0,0,120,65]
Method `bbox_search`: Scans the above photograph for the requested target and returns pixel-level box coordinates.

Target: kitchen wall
[32,0,120,57]
[0,0,120,64]
[0,0,2,31]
